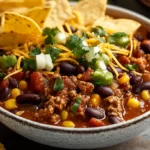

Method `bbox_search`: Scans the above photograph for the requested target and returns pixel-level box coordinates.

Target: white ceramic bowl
[0,5,150,149]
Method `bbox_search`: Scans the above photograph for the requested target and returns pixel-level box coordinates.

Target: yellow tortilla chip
[0,0,24,10]
[93,18,141,34]
[24,7,51,29]
[44,0,72,28]
[1,12,42,35]
[0,32,42,47]
[23,0,44,8]
[72,0,107,26]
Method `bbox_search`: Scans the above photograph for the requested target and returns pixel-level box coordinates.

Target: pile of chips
[0,0,141,47]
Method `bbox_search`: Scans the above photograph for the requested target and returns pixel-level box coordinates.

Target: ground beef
[114,89,123,98]
[130,57,147,72]
[35,74,94,123]
[104,96,124,121]
[63,76,77,90]
[63,75,94,94]
[34,89,68,123]
[78,81,94,94]
[145,54,150,64]
[80,68,94,82]
[50,114,60,124]
[68,90,90,117]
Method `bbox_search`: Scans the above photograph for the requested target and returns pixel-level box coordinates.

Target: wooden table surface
[0,0,150,150]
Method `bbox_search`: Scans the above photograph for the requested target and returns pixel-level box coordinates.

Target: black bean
[107,66,122,75]
[77,65,85,74]
[60,62,77,75]
[95,86,114,97]
[141,40,150,53]
[86,107,105,119]
[16,94,42,104]
[129,73,142,85]
[0,87,10,101]
[8,77,18,88]
[134,34,144,42]
[133,81,150,94]
[109,116,120,124]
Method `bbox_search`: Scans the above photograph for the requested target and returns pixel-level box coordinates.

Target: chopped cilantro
[88,58,97,69]
[22,58,36,71]
[45,46,60,63]
[66,34,89,57]
[125,63,138,71]
[92,26,106,37]
[82,31,89,38]
[29,47,41,57]
[42,27,59,45]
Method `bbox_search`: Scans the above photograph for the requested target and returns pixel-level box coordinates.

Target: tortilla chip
[0,32,42,47]
[24,7,51,29]
[0,0,24,10]
[1,12,42,35]
[23,0,44,8]
[72,0,107,26]
[44,0,72,28]
[93,18,141,34]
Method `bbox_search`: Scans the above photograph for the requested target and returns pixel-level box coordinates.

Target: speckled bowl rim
[0,5,150,133]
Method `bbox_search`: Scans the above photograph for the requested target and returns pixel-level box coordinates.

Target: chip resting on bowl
[24,7,51,29]
[72,0,107,25]
[1,12,42,35]
[93,17,141,34]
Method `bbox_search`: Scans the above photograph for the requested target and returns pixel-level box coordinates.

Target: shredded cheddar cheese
[4,69,23,80]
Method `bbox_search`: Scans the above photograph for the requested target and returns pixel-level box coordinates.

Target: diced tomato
[89,118,105,127]
[30,72,45,93]
[0,79,9,89]
[12,72,24,81]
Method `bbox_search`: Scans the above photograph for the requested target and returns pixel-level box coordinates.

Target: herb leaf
[92,26,106,37]
[22,58,36,71]
[53,78,64,91]
[125,63,138,71]
[42,27,59,45]
[29,47,41,57]
[66,35,89,57]
[71,98,82,115]
[45,46,60,63]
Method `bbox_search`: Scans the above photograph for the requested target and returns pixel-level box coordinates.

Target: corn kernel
[4,99,18,110]
[61,110,68,121]
[141,90,150,101]
[90,94,100,107]
[77,74,82,79]
[11,88,21,99]
[127,98,140,108]
[118,73,130,84]
[62,121,75,128]
[19,80,28,90]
